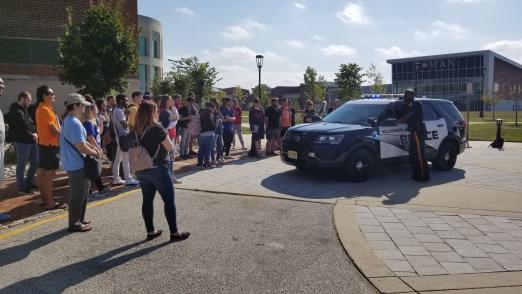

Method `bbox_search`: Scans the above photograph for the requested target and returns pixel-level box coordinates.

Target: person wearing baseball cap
[60,93,101,232]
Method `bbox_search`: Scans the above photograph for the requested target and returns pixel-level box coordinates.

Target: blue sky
[138,0,522,89]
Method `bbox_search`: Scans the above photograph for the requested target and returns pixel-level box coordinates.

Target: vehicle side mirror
[366,117,377,127]
[381,118,398,126]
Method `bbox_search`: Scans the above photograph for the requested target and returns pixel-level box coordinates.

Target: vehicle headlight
[314,134,344,144]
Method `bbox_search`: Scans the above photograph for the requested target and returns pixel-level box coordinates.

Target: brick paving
[356,205,522,276]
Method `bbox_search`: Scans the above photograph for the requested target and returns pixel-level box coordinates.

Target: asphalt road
[0,190,376,293]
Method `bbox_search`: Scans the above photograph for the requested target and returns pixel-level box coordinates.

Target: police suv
[281,97,467,182]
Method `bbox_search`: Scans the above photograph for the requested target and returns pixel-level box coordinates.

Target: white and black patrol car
[281,98,467,182]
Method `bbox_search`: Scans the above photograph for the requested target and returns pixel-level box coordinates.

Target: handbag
[63,135,102,181]
[128,128,160,173]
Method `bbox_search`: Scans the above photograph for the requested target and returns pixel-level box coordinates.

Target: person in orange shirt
[279,98,294,152]
[35,85,67,210]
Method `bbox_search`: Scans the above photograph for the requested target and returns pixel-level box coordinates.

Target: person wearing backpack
[6,91,39,195]
[60,94,101,232]
[132,101,190,242]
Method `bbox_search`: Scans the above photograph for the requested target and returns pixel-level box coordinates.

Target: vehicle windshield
[322,102,388,125]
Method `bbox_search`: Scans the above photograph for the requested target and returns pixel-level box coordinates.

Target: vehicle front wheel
[345,149,374,182]
[433,142,457,171]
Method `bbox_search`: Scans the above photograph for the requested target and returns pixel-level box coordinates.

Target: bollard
[490,119,504,149]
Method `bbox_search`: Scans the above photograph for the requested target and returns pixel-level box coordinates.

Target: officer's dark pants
[409,130,430,182]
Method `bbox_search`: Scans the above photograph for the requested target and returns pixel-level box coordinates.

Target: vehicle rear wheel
[433,142,457,171]
[345,149,374,182]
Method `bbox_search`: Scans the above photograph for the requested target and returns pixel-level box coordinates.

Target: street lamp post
[256,54,264,101]
[414,62,421,95]
[516,84,520,127]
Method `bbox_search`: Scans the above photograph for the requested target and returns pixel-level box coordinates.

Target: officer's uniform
[402,94,430,182]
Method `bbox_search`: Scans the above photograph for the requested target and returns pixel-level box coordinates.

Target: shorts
[38,145,60,170]
[280,127,290,138]
[266,129,281,140]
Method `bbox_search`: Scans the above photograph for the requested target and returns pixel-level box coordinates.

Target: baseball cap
[143,91,152,100]
[64,93,91,106]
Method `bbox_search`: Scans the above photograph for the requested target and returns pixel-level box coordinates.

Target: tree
[215,90,225,100]
[169,57,221,104]
[303,66,326,103]
[233,85,246,102]
[365,63,385,94]
[151,72,176,95]
[58,3,137,98]
[252,84,270,106]
[335,63,365,101]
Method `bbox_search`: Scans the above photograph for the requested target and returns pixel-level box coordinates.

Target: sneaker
[173,177,183,184]
[196,164,203,169]
[218,157,225,163]
[125,179,139,186]
[112,179,126,185]
[224,155,233,159]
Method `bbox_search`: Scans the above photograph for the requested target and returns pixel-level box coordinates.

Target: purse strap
[62,131,85,159]
[136,127,161,160]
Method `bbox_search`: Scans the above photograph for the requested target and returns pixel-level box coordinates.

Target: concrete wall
[138,15,163,92]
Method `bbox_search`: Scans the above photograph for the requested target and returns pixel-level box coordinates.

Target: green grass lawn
[241,111,522,142]
[463,111,521,122]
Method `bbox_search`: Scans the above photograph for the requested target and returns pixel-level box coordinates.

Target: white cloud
[204,46,290,64]
[320,44,357,56]
[175,7,195,15]
[312,35,324,42]
[285,40,304,49]
[294,2,307,10]
[483,40,522,64]
[414,20,467,40]
[220,18,266,41]
[336,3,372,25]
[374,46,422,59]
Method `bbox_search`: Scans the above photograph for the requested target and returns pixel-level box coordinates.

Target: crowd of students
[0,74,339,236]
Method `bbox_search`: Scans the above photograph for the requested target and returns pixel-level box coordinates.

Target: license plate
[288,150,298,159]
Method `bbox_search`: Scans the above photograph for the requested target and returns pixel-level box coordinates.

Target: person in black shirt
[133,101,190,242]
[6,91,39,194]
[264,98,281,156]
[398,89,430,182]
[249,98,265,158]
[177,98,192,159]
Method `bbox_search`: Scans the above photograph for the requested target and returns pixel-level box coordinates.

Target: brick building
[0,0,138,112]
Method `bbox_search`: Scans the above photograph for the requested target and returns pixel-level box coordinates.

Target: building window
[139,36,148,57]
[153,66,162,80]
[139,64,149,91]
[0,37,59,65]
[153,40,159,58]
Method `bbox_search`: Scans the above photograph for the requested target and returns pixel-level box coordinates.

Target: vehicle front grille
[284,131,317,144]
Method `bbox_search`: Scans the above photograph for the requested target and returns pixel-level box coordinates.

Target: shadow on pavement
[0,240,170,293]
[0,229,68,267]
[260,164,466,203]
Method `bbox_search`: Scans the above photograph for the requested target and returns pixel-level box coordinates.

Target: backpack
[128,129,160,173]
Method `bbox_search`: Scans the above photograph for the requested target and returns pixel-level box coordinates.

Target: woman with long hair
[82,104,109,196]
[158,95,182,184]
[133,101,190,242]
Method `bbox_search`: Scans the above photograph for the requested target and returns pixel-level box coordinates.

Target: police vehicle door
[377,102,409,159]
[421,102,447,151]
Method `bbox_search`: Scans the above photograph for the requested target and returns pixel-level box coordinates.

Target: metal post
[515,85,520,127]
[258,68,261,100]
[466,93,471,148]
[480,68,485,118]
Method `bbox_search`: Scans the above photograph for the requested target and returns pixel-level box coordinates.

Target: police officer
[399,89,430,182]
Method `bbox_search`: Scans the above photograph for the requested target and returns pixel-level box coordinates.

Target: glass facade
[392,54,486,110]
[139,36,148,57]
[139,64,148,91]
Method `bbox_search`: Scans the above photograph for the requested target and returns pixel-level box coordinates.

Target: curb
[333,202,522,293]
